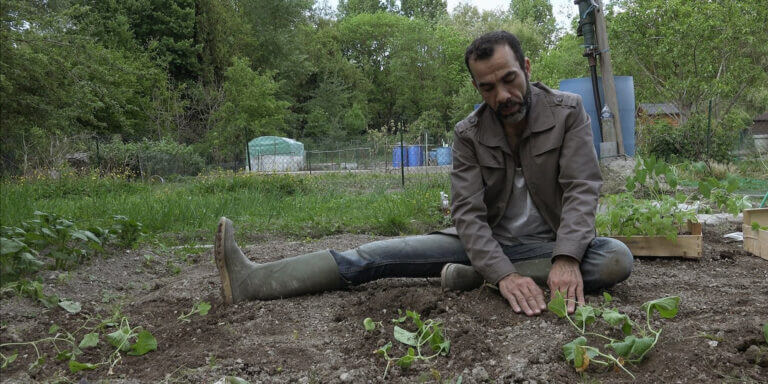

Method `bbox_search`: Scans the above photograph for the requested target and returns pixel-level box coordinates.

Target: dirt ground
[1,222,767,384]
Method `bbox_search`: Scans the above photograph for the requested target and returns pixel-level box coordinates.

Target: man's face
[469,44,532,125]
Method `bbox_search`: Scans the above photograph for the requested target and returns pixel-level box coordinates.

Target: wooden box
[611,221,702,259]
[743,208,768,261]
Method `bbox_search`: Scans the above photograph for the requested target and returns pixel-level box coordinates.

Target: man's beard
[495,80,532,124]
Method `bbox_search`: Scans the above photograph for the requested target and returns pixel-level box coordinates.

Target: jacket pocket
[476,148,504,168]
[531,128,563,156]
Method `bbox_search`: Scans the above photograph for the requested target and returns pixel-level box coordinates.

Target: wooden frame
[743,208,768,261]
[611,221,702,259]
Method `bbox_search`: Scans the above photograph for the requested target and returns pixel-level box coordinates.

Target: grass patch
[1,171,451,245]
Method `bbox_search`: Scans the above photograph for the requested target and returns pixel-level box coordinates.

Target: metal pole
[400,124,405,187]
[588,55,604,139]
[706,100,712,160]
[308,151,312,175]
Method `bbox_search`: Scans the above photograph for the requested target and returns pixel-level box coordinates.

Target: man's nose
[496,88,511,105]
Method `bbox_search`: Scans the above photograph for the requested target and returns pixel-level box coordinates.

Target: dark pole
[400,124,405,187]
[576,0,604,138]
[706,100,712,160]
[589,55,604,139]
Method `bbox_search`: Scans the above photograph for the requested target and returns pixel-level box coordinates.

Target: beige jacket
[442,82,602,284]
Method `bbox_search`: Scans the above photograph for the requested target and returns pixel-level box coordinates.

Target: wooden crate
[743,208,768,261]
[611,221,702,259]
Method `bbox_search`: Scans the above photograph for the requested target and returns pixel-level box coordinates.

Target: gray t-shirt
[492,168,555,245]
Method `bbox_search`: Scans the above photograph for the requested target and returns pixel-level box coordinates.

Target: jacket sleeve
[450,127,516,284]
[553,95,602,261]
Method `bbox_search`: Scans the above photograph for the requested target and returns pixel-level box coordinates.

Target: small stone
[744,345,760,363]
[472,366,489,381]
[340,371,353,382]
[707,340,718,348]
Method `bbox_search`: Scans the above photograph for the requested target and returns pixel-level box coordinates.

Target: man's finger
[566,285,576,313]
[514,290,534,316]
[522,285,541,315]
[576,281,585,307]
[530,284,547,311]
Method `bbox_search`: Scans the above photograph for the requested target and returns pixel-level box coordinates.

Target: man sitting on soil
[214,31,633,317]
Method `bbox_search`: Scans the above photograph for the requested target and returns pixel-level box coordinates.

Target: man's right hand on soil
[498,273,547,316]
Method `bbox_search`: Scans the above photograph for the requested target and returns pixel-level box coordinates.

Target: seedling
[548,292,680,379]
[178,301,211,323]
[0,314,157,374]
[363,309,450,379]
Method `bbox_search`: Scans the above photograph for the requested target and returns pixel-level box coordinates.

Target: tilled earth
[1,223,767,383]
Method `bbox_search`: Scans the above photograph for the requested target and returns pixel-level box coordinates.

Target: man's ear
[524,57,531,77]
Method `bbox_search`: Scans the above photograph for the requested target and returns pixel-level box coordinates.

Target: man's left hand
[547,255,584,314]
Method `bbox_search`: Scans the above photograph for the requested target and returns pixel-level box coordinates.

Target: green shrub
[637,113,744,162]
[96,139,204,177]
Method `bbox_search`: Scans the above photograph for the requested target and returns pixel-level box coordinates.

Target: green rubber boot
[215,217,343,304]
[441,259,552,291]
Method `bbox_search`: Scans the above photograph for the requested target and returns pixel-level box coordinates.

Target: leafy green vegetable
[642,296,680,319]
[58,300,82,314]
[128,330,157,356]
[69,360,98,373]
[363,317,375,331]
[79,333,99,349]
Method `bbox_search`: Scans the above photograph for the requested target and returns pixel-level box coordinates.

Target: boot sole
[215,217,234,305]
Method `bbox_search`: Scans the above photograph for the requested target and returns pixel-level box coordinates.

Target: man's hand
[498,273,546,316]
[547,255,584,314]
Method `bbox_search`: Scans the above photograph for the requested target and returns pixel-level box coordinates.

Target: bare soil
[1,224,767,383]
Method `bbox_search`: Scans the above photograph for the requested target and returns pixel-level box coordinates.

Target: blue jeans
[331,234,633,292]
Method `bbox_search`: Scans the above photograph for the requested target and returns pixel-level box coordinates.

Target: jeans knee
[584,238,633,291]
[600,239,633,284]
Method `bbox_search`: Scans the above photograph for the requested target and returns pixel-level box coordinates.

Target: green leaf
[642,296,680,319]
[602,292,612,303]
[406,310,424,329]
[375,342,392,356]
[608,335,636,357]
[0,237,24,254]
[68,360,98,373]
[548,291,567,318]
[196,301,211,316]
[49,324,60,334]
[602,309,633,335]
[393,325,419,347]
[128,330,157,356]
[1,353,17,369]
[58,300,82,314]
[224,377,251,384]
[79,333,99,349]
[363,317,375,331]
[563,336,587,363]
[56,350,73,361]
[573,306,596,328]
[396,354,415,368]
[630,337,655,358]
[107,327,133,351]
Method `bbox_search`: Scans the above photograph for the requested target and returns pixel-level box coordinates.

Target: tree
[208,58,289,163]
[609,0,768,126]
[400,0,447,21]
[509,0,557,46]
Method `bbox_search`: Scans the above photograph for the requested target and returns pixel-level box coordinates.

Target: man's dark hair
[464,31,526,78]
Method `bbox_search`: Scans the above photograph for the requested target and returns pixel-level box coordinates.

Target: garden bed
[0,224,766,383]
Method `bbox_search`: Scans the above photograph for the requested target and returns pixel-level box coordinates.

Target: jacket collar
[476,83,557,150]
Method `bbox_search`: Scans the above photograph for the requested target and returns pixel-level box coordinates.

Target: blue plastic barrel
[407,146,423,167]
[428,150,438,162]
[559,76,636,156]
[392,146,407,168]
[436,147,452,165]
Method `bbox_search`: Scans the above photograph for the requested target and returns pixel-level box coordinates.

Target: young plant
[0,315,157,374]
[596,193,697,239]
[178,301,211,323]
[548,292,680,379]
[363,309,451,379]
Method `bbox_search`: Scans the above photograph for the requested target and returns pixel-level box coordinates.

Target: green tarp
[248,136,304,157]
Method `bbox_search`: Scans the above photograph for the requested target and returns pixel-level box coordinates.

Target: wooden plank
[743,208,768,260]
[612,234,702,259]
[610,220,703,259]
